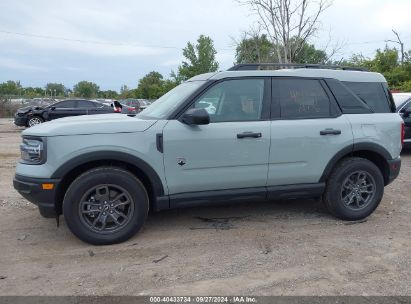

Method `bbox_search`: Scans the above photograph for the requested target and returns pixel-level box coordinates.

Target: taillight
[401,122,405,146]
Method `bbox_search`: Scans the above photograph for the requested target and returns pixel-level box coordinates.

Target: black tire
[63,167,149,245]
[27,116,44,127]
[323,157,384,221]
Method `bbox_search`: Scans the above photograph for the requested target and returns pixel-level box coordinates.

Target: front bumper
[14,116,27,127]
[387,158,401,185]
[13,174,61,218]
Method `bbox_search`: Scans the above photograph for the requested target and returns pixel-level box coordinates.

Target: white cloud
[0,58,47,71]
[372,1,411,31]
[1,0,411,89]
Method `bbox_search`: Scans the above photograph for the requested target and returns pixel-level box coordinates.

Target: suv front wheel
[323,157,384,221]
[63,167,149,245]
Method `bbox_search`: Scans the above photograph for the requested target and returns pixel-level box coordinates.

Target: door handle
[237,132,262,139]
[320,129,341,136]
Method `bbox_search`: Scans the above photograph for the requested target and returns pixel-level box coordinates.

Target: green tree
[73,81,99,98]
[98,90,118,99]
[235,34,275,64]
[235,35,328,65]
[343,46,411,89]
[45,83,66,97]
[23,87,45,98]
[136,71,167,99]
[292,40,328,64]
[177,35,219,81]
[0,81,22,96]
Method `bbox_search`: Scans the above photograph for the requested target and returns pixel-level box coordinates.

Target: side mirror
[50,106,56,111]
[182,108,210,125]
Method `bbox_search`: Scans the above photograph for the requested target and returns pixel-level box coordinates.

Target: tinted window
[326,79,372,114]
[54,100,76,108]
[343,82,390,113]
[193,79,265,122]
[77,100,97,108]
[279,79,331,119]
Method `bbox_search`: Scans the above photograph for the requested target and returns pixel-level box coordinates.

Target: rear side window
[54,100,76,108]
[326,79,372,114]
[277,79,331,119]
[343,82,391,113]
[77,100,97,108]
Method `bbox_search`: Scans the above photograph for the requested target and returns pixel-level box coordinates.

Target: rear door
[163,78,271,196]
[267,78,353,189]
[77,100,98,115]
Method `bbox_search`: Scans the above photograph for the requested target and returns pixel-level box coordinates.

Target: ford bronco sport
[13,64,403,245]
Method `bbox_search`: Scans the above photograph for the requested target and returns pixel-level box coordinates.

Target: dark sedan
[393,93,411,147]
[14,99,114,127]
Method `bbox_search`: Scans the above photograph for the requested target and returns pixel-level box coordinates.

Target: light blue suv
[13,64,403,244]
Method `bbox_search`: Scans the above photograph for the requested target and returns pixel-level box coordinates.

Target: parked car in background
[14,99,114,127]
[393,93,411,147]
[121,99,150,113]
[197,101,217,114]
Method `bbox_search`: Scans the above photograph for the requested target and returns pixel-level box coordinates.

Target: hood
[23,114,158,137]
[17,106,44,113]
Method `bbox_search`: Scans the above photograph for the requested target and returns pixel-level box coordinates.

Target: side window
[279,79,331,119]
[193,79,265,122]
[54,100,76,108]
[77,100,96,108]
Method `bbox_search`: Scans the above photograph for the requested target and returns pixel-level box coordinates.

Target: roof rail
[228,63,368,72]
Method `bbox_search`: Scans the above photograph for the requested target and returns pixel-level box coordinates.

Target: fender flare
[51,151,165,196]
[319,142,392,183]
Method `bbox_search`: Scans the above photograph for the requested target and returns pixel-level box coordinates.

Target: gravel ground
[0,118,410,296]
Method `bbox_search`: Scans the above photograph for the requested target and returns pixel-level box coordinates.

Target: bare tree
[237,0,332,63]
[386,29,405,64]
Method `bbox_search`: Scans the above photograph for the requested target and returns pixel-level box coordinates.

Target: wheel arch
[52,151,166,214]
[320,143,392,186]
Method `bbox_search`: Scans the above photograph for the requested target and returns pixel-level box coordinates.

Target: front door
[48,100,84,120]
[163,78,271,196]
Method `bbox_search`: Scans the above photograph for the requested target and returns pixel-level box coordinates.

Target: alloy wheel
[28,117,43,127]
[340,171,376,211]
[78,184,134,234]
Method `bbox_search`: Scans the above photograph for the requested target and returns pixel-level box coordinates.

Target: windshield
[138,81,205,119]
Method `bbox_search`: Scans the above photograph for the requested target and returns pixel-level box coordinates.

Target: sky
[1,0,411,91]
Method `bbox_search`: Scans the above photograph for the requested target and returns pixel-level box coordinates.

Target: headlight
[20,137,47,165]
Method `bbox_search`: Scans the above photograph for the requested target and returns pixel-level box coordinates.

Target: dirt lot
[0,118,410,296]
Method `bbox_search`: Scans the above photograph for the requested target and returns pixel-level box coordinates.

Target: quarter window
[193,79,265,122]
[343,82,391,113]
[279,79,331,119]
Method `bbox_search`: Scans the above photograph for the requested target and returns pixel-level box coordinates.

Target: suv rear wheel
[323,157,384,221]
[63,167,149,245]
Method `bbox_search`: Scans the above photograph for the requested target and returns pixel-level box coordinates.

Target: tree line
[2,0,411,101]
